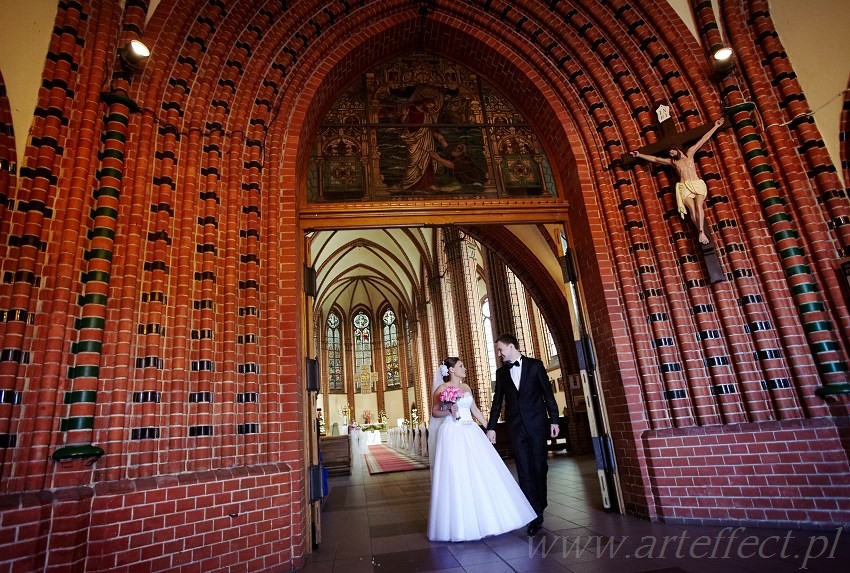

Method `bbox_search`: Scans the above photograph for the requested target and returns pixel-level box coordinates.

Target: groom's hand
[550,424,560,438]
[487,430,496,444]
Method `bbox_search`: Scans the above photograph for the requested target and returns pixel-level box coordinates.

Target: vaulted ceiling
[309,227,435,321]
[308,223,569,341]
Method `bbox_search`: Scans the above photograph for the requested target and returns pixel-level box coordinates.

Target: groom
[487,334,560,536]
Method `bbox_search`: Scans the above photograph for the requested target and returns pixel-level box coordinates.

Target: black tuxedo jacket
[487,356,559,436]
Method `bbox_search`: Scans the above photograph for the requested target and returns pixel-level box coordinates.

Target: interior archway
[288,10,643,531]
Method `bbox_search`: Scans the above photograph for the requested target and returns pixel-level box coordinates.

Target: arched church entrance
[301,220,620,549]
[295,46,624,548]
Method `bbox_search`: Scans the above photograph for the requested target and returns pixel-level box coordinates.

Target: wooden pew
[320,435,351,476]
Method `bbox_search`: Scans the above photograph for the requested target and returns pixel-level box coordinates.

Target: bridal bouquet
[439,385,463,420]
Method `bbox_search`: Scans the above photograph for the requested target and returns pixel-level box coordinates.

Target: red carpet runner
[364,444,429,475]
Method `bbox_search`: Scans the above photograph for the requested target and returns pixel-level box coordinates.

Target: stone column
[484,250,516,340]
[343,336,355,419]
[397,313,411,419]
[444,227,480,405]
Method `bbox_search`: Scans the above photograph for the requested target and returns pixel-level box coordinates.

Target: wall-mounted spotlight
[118,39,151,69]
[713,46,734,61]
[712,46,735,76]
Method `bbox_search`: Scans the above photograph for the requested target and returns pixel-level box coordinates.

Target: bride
[427,357,537,542]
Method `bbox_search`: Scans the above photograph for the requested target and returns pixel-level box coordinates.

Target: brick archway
[0,68,14,261]
[2,1,849,571]
[270,3,712,520]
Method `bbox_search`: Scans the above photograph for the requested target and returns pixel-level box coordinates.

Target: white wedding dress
[427,392,537,541]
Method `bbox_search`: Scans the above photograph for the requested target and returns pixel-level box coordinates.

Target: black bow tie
[509,360,520,368]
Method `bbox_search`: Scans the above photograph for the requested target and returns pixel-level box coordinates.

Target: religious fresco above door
[307,51,557,202]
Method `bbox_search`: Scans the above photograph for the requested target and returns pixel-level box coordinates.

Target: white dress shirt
[510,357,522,390]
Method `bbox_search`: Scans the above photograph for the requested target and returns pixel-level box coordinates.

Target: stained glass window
[353,311,372,391]
[383,309,399,389]
[481,299,497,381]
[327,313,342,391]
[546,323,557,359]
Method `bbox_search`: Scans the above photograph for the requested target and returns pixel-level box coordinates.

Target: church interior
[0,0,848,571]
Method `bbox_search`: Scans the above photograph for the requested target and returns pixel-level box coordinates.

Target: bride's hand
[450,403,458,416]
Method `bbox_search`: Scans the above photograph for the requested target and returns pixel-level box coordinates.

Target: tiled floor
[298,452,848,572]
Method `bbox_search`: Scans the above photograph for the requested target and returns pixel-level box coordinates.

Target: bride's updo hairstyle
[442,357,460,382]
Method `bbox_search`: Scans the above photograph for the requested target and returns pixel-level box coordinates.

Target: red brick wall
[843,80,850,187]
[0,0,848,571]
[1,464,297,573]
[644,419,850,526]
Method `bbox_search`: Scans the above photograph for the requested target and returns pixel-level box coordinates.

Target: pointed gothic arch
[0,3,846,571]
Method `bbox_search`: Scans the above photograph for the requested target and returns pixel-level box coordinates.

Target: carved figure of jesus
[630,118,724,244]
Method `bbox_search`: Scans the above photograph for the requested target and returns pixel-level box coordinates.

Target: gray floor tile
[297,454,850,573]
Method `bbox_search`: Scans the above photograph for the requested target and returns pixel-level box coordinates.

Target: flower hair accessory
[439,364,449,377]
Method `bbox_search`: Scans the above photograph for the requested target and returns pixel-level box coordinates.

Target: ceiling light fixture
[713,46,734,61]
[711,46,735,76]
[118,39,151,69]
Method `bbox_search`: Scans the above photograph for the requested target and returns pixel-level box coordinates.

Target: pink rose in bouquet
[439,385,464,420]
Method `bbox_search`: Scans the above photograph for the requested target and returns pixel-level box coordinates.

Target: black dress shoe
[526,519,543,536]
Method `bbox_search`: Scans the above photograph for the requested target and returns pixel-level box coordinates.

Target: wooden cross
[622,103,728,284]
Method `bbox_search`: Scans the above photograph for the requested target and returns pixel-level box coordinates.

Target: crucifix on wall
[622,103,729,284]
